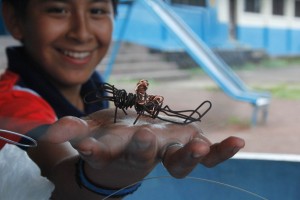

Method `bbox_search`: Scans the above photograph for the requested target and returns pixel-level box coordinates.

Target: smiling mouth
[61,49,91,60]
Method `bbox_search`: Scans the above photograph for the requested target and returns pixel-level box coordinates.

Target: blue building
[113,0,300,56]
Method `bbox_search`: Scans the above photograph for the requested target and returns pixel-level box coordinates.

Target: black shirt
[6,46,109,119]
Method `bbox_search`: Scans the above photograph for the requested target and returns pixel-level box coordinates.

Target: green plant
[253,84,300,100]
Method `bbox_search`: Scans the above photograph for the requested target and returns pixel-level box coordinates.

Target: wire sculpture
[84,79,212,125]
[0,129,37,148]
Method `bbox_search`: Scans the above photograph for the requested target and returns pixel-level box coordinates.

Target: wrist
[76,158,142,198]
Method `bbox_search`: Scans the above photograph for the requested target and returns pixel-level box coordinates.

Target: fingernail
[232,147,241,154]
[192,138,206,143]
[79,151,92,156]
[192,153,202,158]
[137,140,152,150]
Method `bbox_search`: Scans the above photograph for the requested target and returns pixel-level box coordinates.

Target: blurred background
[1,0,300,199]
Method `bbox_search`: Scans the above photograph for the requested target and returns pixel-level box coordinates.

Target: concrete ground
[109,65,300,155]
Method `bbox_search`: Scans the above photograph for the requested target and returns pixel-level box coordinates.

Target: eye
[90,7,110,16]
[45,6,69,16]
[90,8,104,14]
[89,3,112,18]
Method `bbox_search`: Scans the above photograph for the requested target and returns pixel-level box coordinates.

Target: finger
[73,137,112,168]
[201,136,245,167]
[126,128,158,169]
[40,116,90,143]
[162,138,210,178]
[74,133,130,169]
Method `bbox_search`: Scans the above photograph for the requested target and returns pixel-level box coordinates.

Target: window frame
[272,0,285,16]
[244,0,261,13]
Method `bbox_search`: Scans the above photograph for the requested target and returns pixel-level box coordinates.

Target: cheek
[23,19,65,49]
[37,22,67,43]
[93,20,113,45]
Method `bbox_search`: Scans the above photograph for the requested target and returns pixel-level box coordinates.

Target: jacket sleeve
[0,71,57,149]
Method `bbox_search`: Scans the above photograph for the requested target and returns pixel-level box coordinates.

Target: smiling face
[9,0,114,88]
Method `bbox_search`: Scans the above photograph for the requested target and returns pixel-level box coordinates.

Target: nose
[67,12,93,43]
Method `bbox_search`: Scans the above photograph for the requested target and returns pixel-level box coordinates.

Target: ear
[2,2,24,41]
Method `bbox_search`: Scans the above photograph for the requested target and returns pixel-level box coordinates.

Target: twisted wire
[113,88,136,110]
[84,82,212,125]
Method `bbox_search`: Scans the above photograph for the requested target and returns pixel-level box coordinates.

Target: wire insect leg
[198,100,212,117]
[114,107,118,123]
[184,100,212,124]
[133,114,142,125]
[122,108,128,115]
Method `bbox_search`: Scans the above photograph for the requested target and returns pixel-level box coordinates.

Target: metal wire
[0,129,37,148]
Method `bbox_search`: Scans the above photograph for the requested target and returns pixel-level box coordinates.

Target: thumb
[40,116,90,144]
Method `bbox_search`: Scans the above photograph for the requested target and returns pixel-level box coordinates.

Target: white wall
[217,0,300,29]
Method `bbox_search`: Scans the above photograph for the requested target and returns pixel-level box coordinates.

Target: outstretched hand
[41,108,245,189]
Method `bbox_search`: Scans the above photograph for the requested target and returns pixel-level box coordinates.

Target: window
[295,0,300,17]
[244,0,261,13]
[171,0,206,7]
[272,0,284,15]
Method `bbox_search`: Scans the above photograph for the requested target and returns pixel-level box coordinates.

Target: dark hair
[2,0,119,17]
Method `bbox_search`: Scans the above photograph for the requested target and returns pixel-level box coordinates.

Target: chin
[62,74,91,85]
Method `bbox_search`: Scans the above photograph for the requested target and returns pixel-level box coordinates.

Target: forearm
[28,142,122,199]
[49,156,122,200]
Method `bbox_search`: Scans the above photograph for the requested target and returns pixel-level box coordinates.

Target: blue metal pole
[103,1,135,81]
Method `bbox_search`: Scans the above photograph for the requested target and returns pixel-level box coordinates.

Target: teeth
[62,50,90,59]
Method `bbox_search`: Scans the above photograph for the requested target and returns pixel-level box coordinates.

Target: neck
[57,84,84,112]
